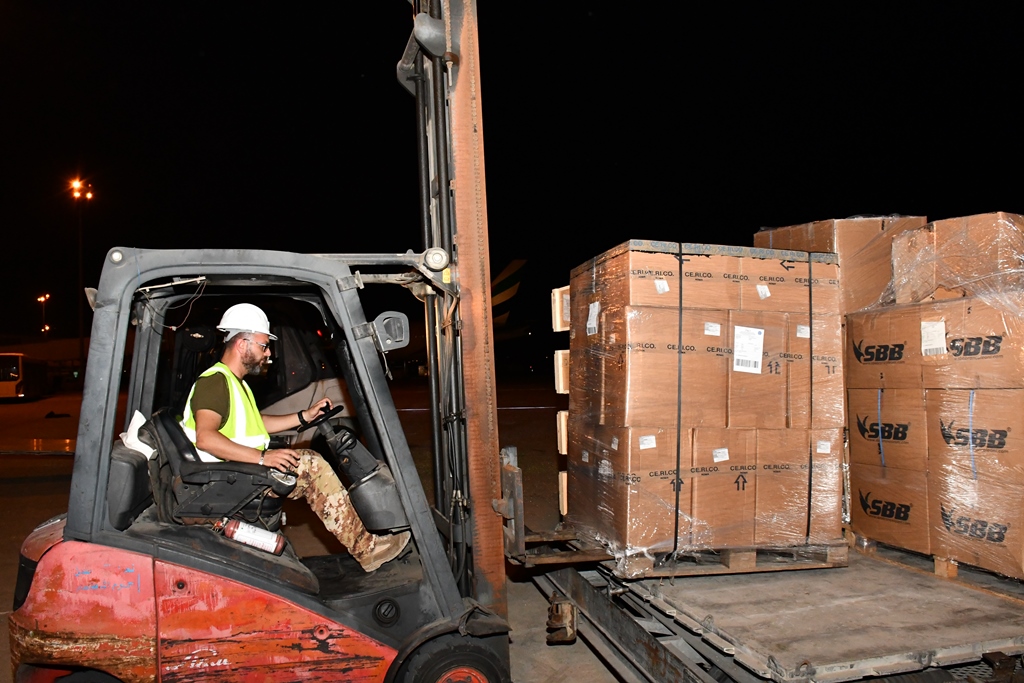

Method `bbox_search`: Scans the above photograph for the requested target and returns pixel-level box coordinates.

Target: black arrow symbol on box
[780,260,795,271]
[670,477,685,492]
[735,474,748,491]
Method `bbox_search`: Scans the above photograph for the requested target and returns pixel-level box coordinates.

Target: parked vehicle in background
[0,353,48,400]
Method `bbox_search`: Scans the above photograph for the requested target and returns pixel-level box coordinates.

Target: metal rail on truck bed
[536,550,1024,683]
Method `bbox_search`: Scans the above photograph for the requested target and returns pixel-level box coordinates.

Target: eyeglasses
[245,338,270,352]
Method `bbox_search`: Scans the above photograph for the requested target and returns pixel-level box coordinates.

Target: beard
[240,346,266,376]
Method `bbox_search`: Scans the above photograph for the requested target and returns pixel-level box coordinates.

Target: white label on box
[586,302,600,336]
[654,278,670,294]
[705,322,721,336]
[797,324,811,339]
[712,448,730,463]
[921,320,947,357]
[756,284,771,299]
[581,449,589,463]
[816,440,831,454]
[610,436,619,451]
[638,435,657,450]
[733,326,764,374]
[598,459,613,480]
[562,292,571,322]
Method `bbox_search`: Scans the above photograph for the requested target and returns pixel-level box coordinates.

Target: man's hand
[300,396,333,425]
[262,448,301,472]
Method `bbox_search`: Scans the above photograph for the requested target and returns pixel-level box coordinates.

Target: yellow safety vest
[180,362,270,462]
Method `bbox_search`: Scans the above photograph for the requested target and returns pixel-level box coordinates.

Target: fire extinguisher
[220,518,287,555]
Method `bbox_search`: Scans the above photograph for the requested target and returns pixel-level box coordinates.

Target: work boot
[357,530,412,572]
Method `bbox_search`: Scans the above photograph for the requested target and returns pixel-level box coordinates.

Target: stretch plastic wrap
[754,215,929,314]
[891,212,1024,313]
[565,241,845,577]
[845,212,1024,579]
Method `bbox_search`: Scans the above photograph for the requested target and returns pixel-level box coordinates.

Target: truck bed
[628,548,1024,682]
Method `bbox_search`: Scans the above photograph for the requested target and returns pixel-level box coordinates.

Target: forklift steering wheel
[304,404,345,432]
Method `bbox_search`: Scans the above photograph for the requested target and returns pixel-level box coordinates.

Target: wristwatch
[258,451,265,466]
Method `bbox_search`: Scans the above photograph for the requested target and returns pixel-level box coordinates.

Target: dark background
[1,3,1021,345]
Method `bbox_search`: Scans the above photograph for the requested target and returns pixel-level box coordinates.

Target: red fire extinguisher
[221,518,287,555]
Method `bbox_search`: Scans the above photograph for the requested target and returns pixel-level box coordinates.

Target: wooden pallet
[610,540,849,579]
[853,532,1024,596]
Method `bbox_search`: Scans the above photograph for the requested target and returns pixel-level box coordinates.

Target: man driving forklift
[179,302,410,572]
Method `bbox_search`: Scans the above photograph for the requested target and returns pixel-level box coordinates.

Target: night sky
[2,4,1021,341]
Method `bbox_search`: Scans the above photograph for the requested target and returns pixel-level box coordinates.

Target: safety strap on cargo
[969,389,978,480]
[670,244,685,561]
[877,388,886,467]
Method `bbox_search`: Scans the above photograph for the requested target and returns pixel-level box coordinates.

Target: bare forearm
[261,413,301,434]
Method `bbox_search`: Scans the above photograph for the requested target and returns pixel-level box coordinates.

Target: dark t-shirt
[190,373,231,430]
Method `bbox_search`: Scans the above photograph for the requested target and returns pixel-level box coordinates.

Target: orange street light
[38,293,51,336]
[70,179,94,366]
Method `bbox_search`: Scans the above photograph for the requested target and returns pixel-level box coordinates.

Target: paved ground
[0,382,620,683]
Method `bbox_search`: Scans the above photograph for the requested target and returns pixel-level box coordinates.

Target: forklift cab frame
[10,246,510,682]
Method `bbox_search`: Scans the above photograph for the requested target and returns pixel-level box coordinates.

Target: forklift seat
[141,409,296,531]
[106,440,154,530]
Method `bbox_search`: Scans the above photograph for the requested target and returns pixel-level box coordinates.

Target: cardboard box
[808,429,844,543]
[929,467,1024,580]
[570,246,742,311]
[754,429,811,546]
[566,424,692,553]
[847,388,928,471]
[727,311,788,428]
[571,305,730,427]
[917,296,1024,390]
[846,304,923,389]
[569,241,838,314]
[892,212,1024,304]
[787,314,845,429]
[849,463,931,555]
[691,428,757,548]
[926,389,1024,577]
[753,215,928,314]
[738,257,841,314]
[926,389,1024,482]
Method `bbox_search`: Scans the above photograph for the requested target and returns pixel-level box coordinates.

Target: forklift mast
[400,0,507,619]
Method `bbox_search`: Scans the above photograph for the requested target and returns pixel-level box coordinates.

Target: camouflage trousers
[287,449,375,564]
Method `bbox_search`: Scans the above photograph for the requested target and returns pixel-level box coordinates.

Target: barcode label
[654,279,670,294]
[733,325,765,374]
[921,320,947,357]
[587,302,601,336]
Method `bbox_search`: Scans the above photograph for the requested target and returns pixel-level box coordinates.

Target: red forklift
[9,2,512,681]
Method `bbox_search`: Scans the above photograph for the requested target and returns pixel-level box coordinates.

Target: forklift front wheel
[395,633,510,683]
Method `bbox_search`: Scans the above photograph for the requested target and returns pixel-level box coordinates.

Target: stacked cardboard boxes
[753,215,928,314]
[845,212,1024,579]
[565,241,845,575]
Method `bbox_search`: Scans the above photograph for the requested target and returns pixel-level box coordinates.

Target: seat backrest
[150,409,201,477]
[106,441,153,530]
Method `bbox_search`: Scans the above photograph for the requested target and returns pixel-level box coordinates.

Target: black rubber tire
[394,634,510,683]
[56,671,123,683]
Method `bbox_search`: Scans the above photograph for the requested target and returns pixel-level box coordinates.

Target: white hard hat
[217,303,278,340]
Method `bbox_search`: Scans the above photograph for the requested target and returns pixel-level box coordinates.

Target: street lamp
[37,294,50,336]
[71,179,94,368]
